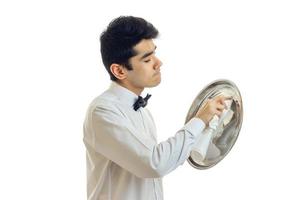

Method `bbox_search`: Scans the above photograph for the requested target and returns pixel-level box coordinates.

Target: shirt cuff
[183,117,206,138]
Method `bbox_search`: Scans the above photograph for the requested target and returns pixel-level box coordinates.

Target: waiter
[83,16,228,200]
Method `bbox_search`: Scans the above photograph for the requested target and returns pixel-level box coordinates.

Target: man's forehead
[133,39,156,55]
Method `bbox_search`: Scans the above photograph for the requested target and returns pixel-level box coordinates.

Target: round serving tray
[186,79,243,169]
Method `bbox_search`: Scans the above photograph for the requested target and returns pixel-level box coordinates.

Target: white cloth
[83,82,206,200]
[190,99,234,162]
[212,99,234,138]
[190,128,214,163]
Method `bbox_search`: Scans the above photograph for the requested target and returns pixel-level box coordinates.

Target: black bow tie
[133,94,152,111]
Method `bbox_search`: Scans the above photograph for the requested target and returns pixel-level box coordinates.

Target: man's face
[125,39,162,89]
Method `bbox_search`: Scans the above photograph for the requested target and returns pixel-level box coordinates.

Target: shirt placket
[138,109,159,200]
[139,109,156,142]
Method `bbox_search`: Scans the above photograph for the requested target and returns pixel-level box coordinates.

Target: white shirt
[83,82,206,200]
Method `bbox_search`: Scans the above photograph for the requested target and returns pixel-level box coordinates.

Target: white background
[0,0,299,199]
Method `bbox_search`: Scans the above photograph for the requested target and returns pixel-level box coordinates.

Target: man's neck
[116,81,144,96]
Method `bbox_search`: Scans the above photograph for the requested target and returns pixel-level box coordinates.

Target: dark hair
[100,16,159,81]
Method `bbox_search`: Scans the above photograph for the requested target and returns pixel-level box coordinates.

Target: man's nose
[154,56,163,70]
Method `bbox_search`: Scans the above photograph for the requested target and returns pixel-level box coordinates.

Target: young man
[83,16,228,200]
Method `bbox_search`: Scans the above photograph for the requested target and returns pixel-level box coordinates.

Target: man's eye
[144,59,151,63]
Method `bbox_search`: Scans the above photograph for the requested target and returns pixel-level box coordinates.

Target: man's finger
[213,95,232,110]
[216,104,225,111]
[215,110,222,117]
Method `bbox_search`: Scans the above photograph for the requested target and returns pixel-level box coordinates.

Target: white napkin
[191,99,234,163]
[211,99,234,138]
[190,127,215,163]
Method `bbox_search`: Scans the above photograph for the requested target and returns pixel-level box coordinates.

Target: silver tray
[186,79,243,169]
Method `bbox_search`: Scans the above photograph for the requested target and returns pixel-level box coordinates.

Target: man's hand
[195,95,232,126]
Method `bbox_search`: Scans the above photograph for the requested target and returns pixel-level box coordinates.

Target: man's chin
[148,80,161,88]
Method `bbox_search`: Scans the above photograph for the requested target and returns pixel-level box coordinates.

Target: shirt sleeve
[85,105,206,178]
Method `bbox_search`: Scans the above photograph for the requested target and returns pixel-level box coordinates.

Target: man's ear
[110,64,127,80]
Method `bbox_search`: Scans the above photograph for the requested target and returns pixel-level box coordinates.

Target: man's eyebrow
[139,46,157,60]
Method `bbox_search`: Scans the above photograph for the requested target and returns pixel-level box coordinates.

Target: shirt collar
[109,81,140,107]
